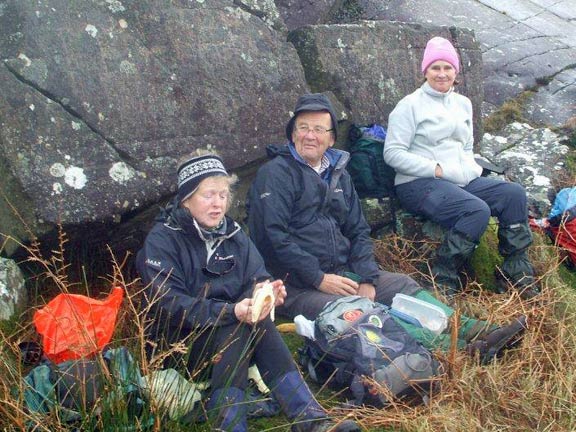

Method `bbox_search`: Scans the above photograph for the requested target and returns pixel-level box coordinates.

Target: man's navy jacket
[247,144,380,290]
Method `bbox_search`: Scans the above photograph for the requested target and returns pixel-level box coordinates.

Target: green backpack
[346,124,396,199]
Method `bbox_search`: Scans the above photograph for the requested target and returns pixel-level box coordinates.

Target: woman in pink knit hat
[384,36,538,299]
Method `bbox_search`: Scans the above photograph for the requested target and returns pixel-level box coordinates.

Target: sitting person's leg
[373,269,423,306]
[396,178,490,295]
[373,273,526,358]
[278,285,343,320]
[253,319,360,432]
[402,290,490,350]
[464,177,538,297]
[373,271,487,350]
[186,323,253,432]
[400,290,527,361]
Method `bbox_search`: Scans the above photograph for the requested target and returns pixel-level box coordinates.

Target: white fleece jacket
[383,82,482,187]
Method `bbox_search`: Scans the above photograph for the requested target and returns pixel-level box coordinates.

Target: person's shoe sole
[482,315,527,364]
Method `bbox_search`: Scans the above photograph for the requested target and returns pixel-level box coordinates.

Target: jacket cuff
[223,302,239,324]
[312,271,325,289]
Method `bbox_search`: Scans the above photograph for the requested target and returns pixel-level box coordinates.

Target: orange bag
[33,287,124,364]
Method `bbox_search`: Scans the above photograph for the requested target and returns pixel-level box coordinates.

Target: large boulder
[288,21,484,146]
[329,0,576,127]
[1,0,571,267]
[274,0,336,30]
[0,0,307,255]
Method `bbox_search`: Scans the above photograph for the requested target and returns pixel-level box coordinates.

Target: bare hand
[357,283,376,301]
[435,164,443,178]
[234,298,271,324]
[318,273,359,296]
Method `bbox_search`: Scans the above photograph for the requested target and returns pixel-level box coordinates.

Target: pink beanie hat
[421,37,460,74]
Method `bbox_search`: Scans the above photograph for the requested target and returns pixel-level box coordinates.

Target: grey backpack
[299,296,441,406]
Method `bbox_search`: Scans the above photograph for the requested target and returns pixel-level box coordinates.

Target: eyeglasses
[295,125,334,136]
[202,255,236,277]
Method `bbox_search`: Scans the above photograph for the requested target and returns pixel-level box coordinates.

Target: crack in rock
[3,60,138,170]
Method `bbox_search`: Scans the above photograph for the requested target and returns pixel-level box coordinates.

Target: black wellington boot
[497,223,539,299]
[466,315,527,364]
[431,229,477,297]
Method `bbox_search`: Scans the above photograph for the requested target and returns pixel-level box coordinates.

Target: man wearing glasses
[247,93,423,321]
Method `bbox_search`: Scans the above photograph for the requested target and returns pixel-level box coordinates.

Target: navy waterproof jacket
[246,144,380,290]
[137,200,270,335]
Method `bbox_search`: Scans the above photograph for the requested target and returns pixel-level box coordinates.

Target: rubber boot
[206,387,247,432]
[272,371,360,432]
[431,230,477,297]
[497,223,539,299]
[466,315,527,364]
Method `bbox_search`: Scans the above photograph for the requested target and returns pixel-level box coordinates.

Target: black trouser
[179,319,296,390]
[279,269,422,320]
[396,177,528,242]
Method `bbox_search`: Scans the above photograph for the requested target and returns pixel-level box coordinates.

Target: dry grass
[1,227,575,431]
[333,233,576,432]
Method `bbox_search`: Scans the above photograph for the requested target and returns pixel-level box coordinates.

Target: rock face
[480,123,571,218]
[0,0,572,264]
[0,1,486,258]
[327,0,576,127]
[0,257,26,321]
[288,22,484,145]
[0,0,307,254]
[274,0,335,30]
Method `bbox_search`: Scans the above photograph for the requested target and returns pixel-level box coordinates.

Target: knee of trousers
[454,201,491,241]
[375,272,422,306]
[497,183,529,224]
[502,182,528,204]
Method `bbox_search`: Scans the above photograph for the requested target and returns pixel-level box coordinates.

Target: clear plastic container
[391,294,448,335]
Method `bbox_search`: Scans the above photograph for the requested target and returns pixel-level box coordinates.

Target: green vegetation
[469,219,502,291]
[483,91,535,134]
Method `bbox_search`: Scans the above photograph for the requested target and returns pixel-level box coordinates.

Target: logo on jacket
[368,315,383,328]
[145,258,162,268]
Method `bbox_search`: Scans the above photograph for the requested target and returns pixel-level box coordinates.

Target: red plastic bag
[33,287,124,364]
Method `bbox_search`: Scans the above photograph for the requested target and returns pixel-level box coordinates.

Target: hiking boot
[466,315,527,364]
[495,270,540,299]
[299,419,361,432]
[498,223,539,299]
[431,230,477,297]
[206,387,247,432]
